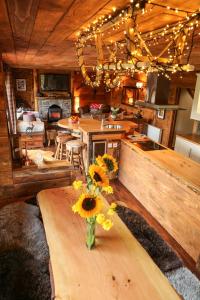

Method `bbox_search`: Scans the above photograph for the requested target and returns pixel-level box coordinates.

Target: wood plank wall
[72,72,110,108]
[13,68,34,108]
[12,69,111,112]
[0,57,13,188]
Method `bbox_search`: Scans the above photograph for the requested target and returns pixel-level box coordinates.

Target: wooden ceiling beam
[1,0,200,69]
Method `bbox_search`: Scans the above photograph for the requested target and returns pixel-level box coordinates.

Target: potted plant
[110,107,120,120]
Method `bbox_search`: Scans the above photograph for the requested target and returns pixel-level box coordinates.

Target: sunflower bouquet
[72,154,118,250]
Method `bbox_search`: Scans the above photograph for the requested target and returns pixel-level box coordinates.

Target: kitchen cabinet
[174,135,200,163]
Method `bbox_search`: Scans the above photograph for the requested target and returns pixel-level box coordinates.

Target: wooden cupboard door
[175,136,200,163]
[189,143,200,163]
[174,136,191,157]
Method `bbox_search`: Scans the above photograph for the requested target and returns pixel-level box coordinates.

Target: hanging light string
[75,1,200,89]
[147,1,195,14]
[186,26,196,64]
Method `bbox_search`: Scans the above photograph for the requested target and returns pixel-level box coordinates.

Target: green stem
[86,217,96,250]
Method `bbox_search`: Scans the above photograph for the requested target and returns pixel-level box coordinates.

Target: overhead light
[136,82,143,88]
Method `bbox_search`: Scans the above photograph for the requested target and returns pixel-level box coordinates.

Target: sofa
[16,109,45,133]
[78,103,111,118]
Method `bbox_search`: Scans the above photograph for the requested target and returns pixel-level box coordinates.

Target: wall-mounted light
[74,96,80,113]
[136,82,143,89]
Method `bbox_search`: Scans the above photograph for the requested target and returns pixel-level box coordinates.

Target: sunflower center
[104,158,114,172]
[82,198,96,211]
[93,172,102,182]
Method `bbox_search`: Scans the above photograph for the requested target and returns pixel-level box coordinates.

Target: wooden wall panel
[12,69,112,111]
[0,59,13,188]
[119,142,200,262]
[72,72,110,108]
[12,68,34,108]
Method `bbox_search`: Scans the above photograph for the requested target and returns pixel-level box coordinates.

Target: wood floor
[108,179,200,279]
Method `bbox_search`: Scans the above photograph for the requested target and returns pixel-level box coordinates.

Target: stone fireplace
[37,98,71,120]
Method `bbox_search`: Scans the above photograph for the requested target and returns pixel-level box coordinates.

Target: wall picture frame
[16,79,26,91]
[157,109,165,119]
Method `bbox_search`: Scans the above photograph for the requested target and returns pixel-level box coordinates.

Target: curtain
[5,69,17,135]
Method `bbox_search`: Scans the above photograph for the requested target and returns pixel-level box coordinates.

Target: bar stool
[46,129,57,147]
[65,140,86,174]
[54,134,73,160]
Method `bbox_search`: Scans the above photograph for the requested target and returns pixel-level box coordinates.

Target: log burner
[48,104,62,122]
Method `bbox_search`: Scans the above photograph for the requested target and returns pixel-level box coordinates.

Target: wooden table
[37,187,180,300]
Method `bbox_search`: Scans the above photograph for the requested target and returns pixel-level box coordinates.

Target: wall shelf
[135,100,180,111]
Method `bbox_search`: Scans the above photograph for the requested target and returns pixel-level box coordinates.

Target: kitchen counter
[122,138,200,193]
[176,133,200,146]
[58,118,137,134]
[119,139,200,262]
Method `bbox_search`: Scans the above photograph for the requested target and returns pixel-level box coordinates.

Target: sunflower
[72,180,83,190]
[101,154,118,173]
[102,185,113,194]
[89,164,109,187]
[102,219,113,231]
[75,193,103,218]
[96,156,107,170]
[96,213,106,224]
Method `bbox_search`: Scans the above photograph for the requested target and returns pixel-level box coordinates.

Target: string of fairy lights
[75,0,200,89]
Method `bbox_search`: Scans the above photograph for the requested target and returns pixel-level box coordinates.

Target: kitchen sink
[104,124,123,129]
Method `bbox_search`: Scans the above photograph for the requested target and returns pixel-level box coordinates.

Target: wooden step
[13,166,74,184]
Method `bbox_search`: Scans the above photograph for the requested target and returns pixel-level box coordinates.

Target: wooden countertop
[58,118,137,134]
[38,186,180,300]
[122,139,200,194]
[177,134,200,146]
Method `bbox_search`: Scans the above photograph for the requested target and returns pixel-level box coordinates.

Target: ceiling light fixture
[75,0,199,89]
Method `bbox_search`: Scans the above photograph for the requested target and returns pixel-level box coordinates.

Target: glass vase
[86,217,96,250]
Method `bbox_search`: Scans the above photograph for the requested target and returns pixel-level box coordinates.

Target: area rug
[0,201,200,300]
[166,267,200,300]
[117,205,200,300]
[117,205,183,272]
[0,202,51,300]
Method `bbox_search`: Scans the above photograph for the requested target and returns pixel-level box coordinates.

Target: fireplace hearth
[48,104,62,122]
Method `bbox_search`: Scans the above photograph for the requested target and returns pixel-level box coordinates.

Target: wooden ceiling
[0,0,200,70]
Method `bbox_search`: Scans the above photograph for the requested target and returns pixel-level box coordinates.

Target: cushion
[23,112,36,122]
[78,105,90,114]
[90,103,102,110]
[90,109,101,115]
[101,104,110,113]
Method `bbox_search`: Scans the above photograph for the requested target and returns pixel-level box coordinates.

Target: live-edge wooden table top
[58,118,137,134]
[37,186,180,300]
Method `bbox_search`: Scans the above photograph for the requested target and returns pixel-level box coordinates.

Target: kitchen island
[119,138,200,263]
[58,118,137,170]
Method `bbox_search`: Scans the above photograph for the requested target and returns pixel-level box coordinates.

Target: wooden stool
[46,129,57,147]
[54,135,73,160]
[65,140,86,174]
